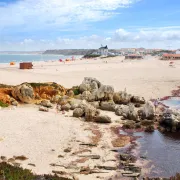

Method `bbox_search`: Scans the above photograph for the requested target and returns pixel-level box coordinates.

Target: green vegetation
[83,54,101,58]
[0,162,72,180]
[72,86,81,95]
[0,101,8,108]
[29,83,50,88]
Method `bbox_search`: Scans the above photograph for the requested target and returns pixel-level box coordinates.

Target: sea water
[0,54,72,63]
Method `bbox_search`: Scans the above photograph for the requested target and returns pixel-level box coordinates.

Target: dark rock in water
[160,111,180,132]
[145,125,155,132]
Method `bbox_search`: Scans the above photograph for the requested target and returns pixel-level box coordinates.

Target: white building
[176,49,180,54]
[98,45,108,56]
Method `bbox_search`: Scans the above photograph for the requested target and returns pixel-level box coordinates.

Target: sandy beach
[0,56,180,179]
[1,56,180,99]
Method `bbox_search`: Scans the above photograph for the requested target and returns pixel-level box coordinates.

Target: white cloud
[0,0,139,30]
[1,26,180,51]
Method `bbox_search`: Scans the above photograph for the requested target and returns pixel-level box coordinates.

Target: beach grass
[0,162,72,180]
[0,101,8,107]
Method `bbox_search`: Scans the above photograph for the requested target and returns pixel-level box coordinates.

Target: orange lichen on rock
[0,87,13,104]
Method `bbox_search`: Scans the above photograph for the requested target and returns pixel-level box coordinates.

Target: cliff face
[43,49,96,55]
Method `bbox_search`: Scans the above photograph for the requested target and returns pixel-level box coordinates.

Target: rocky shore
[0,77,180,179]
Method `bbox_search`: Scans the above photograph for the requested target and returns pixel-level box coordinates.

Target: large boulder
[160,111,180,132]
[94,115,112,123]
[79,77,101,93]
[73,108,85,117]
[100,101,116,112]
[12,83,35,103]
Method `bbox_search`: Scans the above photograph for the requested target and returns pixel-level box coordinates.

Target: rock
[97,85,114,101]
[64,147,72,153]
[81,91,95,101]
[120,154,136,162]
[69,99,83,110]
[11,100,18,106]
[39,106,49,112]
[85,105,100,121]
[58,95,69,106]
[123,104,138,121]
[40,100,53,108]
[96,165,117,170]
[66,90,74,97]
[51,95,61,103]
[94,115,112,123]
[79,77,101,93]
[83,77,101,89]
[100,101,116,112]
[141,120,154,126]
[160,111,180,132]
[73,108,85,117]
[113,90,132,105]
[131,96,145,104]
[122,120,136,129]
[140,101,155,120]
[115,105,126,116]
[89,101,100,109]
[12,83,34,103]
[145,125,155,132]
[61,103,71,111]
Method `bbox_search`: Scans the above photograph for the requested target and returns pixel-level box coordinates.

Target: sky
[0,0,180,51]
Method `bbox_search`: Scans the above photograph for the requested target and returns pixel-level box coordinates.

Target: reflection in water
[132,130,180,177]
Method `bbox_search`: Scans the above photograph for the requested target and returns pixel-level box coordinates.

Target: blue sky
[0,0,180,50]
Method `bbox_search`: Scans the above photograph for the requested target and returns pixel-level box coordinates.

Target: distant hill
[43,49,122,55]
[43,49,97,55]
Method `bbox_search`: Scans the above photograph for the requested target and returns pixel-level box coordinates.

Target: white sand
[0,55,180,179]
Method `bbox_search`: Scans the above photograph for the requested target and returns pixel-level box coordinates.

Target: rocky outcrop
[123,104,138,121]
[12,83,35,103]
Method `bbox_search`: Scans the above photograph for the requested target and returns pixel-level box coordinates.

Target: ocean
[0,54,74,63]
